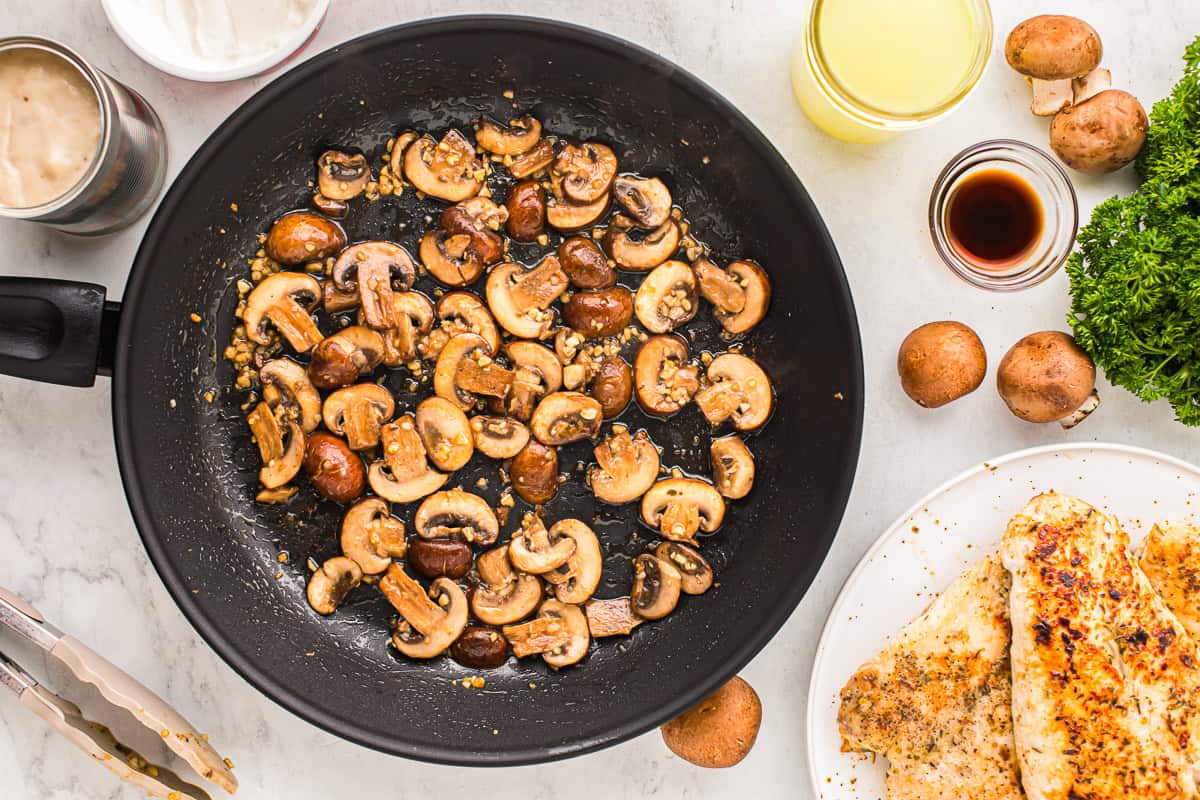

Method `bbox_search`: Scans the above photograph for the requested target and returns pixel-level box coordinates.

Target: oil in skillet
[946,168,1043,267]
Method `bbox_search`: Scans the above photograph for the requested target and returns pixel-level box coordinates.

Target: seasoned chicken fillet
[1140,521,1200,640]
[1002,493,1200,800]
[837,554,1024,800]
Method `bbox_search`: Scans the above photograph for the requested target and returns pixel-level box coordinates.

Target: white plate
[806,443,1200,800]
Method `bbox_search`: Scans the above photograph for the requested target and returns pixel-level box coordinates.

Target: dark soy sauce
[947,168,1043,267]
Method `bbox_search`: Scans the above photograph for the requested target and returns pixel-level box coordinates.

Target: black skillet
[0,16,863,765]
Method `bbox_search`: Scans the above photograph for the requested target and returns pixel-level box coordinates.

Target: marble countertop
[3,1,1198,798]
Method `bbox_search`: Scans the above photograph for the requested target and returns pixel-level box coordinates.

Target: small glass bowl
[929,139,1077,291]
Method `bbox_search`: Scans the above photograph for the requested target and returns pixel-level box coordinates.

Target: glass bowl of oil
[929,139,1078,291]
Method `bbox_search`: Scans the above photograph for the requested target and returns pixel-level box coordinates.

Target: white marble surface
[2,1,1199,798]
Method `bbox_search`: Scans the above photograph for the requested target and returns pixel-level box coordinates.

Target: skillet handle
[0,278,120,387]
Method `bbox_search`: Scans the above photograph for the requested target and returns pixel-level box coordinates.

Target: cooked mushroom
[420,229,485,287]
[542,519,602,604]
[1049,90,1148,175]
[508,513,577,574]
[641,478,726,544]
[434,333,514,411]
[996,331,1099,428]
[406,538,473,580]
[307,327,384,391]
[502,599,590,668]
[321,383,394,451]
[317,150,370,201]
[585,596,644,638]
[484,258,568,339]
[1005,15,1103,116]
[508,138,556,179]
[449,626,511,669]
[247,401,306,489]
[558,236,616,289]
[402,129,484,202]
[369,416,448,503]
[692,258,745,315]
[322,279,359,314]
[471,546,542,625]
[470,416,530,459]
[505,341,563,421]
[510,439,559,505]
[306,556,363,615]
[555,327,585,366]
[312,192,348,218]
[259,358,321,433]
[242,272,324,352]
[897,321,987,408]
[563,287,635,339]
[504,180,546,242]
[634,335,701,416]
[660,676,762,768]
[693,353,773,431]
[709,435,754,500]
[474,115,542,156]
[340,497,406,575]
[635,260,699,333]
[413,488,499,545]
[423,291,500,358]
[530,391,603,446]
[591,356,633,418]
[698,260,770,335]
[265,211,346,265]
[415,396,474,472]
[375,291,434,366]
[613,175,672,228]
[630,553,682,620]
[604,215,681,271]
[655,541,713,595]
[589,429,660,504]
[386,130,419,182]
[546,189,610,233]
[553,142,617,203]
[380,565,468,659]
[331,241,417,329]
[442,197,507,264]
[303,431,367,503]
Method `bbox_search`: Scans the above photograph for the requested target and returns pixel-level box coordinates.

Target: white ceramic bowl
[101,0,330,82]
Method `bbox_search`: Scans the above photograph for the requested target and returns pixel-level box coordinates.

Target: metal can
[0,36,167,235]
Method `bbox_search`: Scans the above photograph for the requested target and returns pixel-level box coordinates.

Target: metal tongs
[0,587,238,799]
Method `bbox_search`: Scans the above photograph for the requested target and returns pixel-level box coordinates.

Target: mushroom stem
[379,564,443,633]
[267,300,324,352]
[1072,67,1111,104]
[510,256,569,312]
[502,615,569,658]
[1060,389,1100,430]
[1031,78,1074,116]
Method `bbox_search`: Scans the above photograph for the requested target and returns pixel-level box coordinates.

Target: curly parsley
[1067,36,1200,425]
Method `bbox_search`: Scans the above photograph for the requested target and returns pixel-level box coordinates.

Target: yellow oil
[792,0,983,143]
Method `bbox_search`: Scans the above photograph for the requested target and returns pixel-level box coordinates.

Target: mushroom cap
[265,211,346,266]
[321,383,395,450]
[695,353,773,431]
[383,568,469,659]
[589,429,661,504]
[433,332,492,411]
[896,321,987,408]
[306,556,363,615]
[996,331,1096,423]
[435,291,500,354]
[613,175,673,229]
[509,514,577,574]
[655,541,714,596]
[709,435,755,500]
[635,260,699,333]
[553,142,618,204]
[543,519,603,605]
[474,115,542,156]
[402,130,483,203]
[471,547,544,626]
[538,600,590,668]
[1049,90,1148,175]
[420,229,483,287]
[660,676,762,768]
[634,334,700,415]
[604,215,681,271]
[258,358,322,433]
[545,190,611,233]
[507,341,564,394]
[630,553,682,620]
[367,459,448,504]
[470,415,530,459]
[1005,15,1102,81]
[413,488,499,545]
[340,497,405,575]
[530,391,603,445]
[485,262,563,340]
[317,150,370,201]
[641,478,727,542]
[415,396,474,472]
[242,271,323,347]
[717,261,771,335]
[307,326,385,390]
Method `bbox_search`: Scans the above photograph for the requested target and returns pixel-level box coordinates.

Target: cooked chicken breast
[838,554,1024,800]
[1002,493,1200,800]
[1140,521,1200,640]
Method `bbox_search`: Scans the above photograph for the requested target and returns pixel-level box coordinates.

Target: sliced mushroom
[307,326,385,390]
[380,565,468,659]
[402,130,484,202]
[332,241,417,329]
[530,391,603,446]
[508,138,556,179]
[306,556,363,615]
[420,229,484,287]
[375,291,434,366]
[715,261,770,335]
[265,211,346,265]
[692,258,746,315]
[655,541,713,595]
[508,513,577,574]
[415,396,474,472]
[474,115,542,156]
[340,497,406,575]
[424,291,500,358]
[414,488,499,545]
[470,416,530,459]
[322,279,359,314]
[247,401,306,489]
[710,435,755,499]
[317,150,370,201]
[635,260,699,333]
[546,190,610,233]
[502,599,590,668]
[510,439,559,505]
[542,519,602,605]
[321,383,394,450]
[505,341,563,421]
[613,175,672,228]
[585,596,645,638]
[563,287,635,339]
[634,335,701,415]
[259,358,321,433]
[554,143,617,203]
[442,197,507,264]
[630,553,682,620]
[555,327,585,365]
[485,258,568,339]
[471,546,543,625]
[693,353,773,431]
[434,333,513,411]
[641,478,726,544]
[387,130,419,182]
[242,272,324,352]
[369,416,448,503]
[589,429,661,504]
[604,215,681,271]
[311,192,347,217]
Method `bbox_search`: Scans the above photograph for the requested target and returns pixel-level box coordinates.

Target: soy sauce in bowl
[946,168,1043,267]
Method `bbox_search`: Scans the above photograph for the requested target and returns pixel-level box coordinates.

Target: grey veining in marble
[2,1,1199,798]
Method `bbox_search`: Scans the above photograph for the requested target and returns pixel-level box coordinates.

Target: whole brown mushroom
[1005,15,1103,116]
[1050,89,1148,175]
[896,321,987,408]
[660,676,762,768]
[996,331,1099,428]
